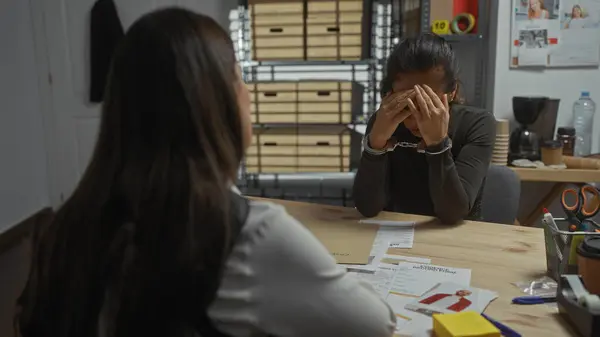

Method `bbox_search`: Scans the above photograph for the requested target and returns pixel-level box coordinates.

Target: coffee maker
[509,96,548,161]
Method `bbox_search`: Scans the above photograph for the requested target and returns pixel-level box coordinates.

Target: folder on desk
[303,220,377,265]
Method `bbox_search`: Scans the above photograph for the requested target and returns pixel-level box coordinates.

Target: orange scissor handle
[579,185,600,217]
[561,188,580,211]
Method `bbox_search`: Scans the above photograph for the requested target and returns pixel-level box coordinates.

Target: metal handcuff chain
[387,141,423,153]
[363,135,452,155]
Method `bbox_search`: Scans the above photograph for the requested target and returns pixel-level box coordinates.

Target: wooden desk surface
[263,198,576,337]
[510,166,600,182]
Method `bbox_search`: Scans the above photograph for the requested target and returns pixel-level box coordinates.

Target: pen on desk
[512,295,557,305]
[481,313,522,337]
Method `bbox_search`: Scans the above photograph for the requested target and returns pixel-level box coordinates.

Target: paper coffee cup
[577,236,600,295]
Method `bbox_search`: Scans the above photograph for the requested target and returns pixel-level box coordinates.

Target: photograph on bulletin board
[510,0,600,67]
[551,0,600,66]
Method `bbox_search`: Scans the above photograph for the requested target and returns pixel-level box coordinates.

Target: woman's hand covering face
[368,89,416,150]
[407,84,450,147]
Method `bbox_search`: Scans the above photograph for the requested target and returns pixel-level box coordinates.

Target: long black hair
[16,7,244,337]
[381,33,461,101]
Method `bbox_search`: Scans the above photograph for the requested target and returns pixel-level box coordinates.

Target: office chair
[481,165,521,225]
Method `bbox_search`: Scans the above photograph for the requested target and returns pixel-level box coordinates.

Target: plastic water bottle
[572,91,596,156]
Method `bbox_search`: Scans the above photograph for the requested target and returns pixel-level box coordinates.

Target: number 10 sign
[431,20,450,35]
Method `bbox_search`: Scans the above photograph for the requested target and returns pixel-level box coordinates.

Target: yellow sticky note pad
[433,311,501,337]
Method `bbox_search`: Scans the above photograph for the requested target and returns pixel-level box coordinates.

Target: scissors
[561,184,600,232]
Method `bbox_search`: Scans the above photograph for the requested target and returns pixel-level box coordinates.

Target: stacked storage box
[246,126,352,173]
[246,81,363,173]
[249,0,366,61]
[244,0,367,175]
[248,81,363,124]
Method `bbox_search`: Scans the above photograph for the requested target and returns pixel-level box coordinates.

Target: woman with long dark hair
[15,8,395,337]
[353,34,495,223]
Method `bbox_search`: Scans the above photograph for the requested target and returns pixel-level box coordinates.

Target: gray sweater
[353,105,495,223]
[207,198,397,337]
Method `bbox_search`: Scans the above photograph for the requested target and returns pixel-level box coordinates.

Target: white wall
[33,0,238,209]
[0,0,50,233]
[490,1,600,151]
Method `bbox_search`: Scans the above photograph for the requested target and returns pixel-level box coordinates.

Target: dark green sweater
[353,104,496,223]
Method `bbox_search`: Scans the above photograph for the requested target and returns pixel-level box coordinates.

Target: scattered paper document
[346,254,430,272]
[349,263,399,298]
[384,228,414,249]
[397,282,499,336]
[380,254,431,266]
[347,255,432,297]
[359,219,416,227]
[389,263,471,297]
[405,282,498,315]
[342,227,415,271]
[386,263,472,336]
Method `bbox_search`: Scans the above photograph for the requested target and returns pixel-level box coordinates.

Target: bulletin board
[510,0,600,67]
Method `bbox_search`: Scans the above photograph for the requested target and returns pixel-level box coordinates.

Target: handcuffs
[362,134,452,156]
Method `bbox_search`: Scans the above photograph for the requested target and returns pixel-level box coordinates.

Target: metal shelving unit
[231,0,491,204]
[241,59,381,121]
[233,0,388,122]
[231,0,389,203]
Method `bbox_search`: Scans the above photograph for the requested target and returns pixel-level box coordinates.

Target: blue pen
[481,313,522,337]
[511,295,557,305]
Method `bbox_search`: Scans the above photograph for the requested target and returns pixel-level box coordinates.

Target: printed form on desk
[386,263,497,336]
[349,263,399,297]
[343,224,422,298]
[389,263,471,297]
[341,223,498,336]
[347,261,480,336]
[386,263,472,336]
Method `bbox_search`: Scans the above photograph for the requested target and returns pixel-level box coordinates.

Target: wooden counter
[263,198,576,337]
[509,167,600,226]
[510,167,600,183]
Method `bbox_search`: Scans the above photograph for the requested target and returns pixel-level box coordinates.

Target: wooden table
[509,167,600,226]
[265,198,576,337]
